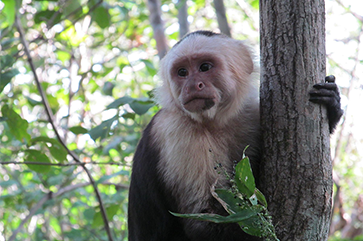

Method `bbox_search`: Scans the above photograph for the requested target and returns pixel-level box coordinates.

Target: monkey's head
[157,31,256,125]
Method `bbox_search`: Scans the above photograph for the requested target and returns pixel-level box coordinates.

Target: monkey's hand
[309,75,344,134]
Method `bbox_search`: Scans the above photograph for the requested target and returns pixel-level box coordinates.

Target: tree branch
[147,0,169,58]
[213,0,231,37]
[15,14,114,241]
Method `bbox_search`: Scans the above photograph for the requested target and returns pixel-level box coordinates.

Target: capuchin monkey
[128,30,343,241]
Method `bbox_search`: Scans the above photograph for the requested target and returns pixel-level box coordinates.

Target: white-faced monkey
[128,30,343,241]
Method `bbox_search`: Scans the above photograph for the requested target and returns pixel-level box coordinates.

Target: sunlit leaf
[2,0,16,27]
[56,51,71,64]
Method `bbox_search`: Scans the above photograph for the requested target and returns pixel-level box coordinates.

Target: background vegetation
[0,0,362,240]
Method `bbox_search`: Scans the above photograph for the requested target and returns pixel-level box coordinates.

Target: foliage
[0,0,159,240]
[172,152,279,241]
[0,0,362,240]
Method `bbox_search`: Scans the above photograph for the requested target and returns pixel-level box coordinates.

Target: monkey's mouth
[183,98,215,112]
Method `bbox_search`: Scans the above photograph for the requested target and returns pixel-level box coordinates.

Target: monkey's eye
[199,63,213,72]
[177,68,188,77]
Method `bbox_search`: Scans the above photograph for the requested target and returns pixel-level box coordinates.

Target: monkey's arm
[309,75,344,133]
[128,117,185,241]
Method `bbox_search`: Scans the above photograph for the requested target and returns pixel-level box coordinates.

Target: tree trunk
[213,0,231,37]
[147,0,169,59]
[259,0,332,240]
[177,0,189,38]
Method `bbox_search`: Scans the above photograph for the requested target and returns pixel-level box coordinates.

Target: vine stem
[14,14,114,241]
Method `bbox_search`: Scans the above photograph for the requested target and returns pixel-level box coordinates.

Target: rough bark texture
[177,0,189,38]
[259,1,332,240]
[213,0,231,37]
[147,0,168,59]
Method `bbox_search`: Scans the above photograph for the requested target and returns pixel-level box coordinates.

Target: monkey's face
[169,53,224,114]
[158,33,254,124]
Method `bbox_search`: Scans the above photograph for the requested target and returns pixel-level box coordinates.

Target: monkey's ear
[227,40,254,77]
[239,42,254,76]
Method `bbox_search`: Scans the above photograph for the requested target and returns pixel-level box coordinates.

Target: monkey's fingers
[312,82,338,91]
[325,75,336,83]
[309,88,337,97]
[309,96,337,105]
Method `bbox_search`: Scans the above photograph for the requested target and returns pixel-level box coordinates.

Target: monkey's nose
[196,82,205,91]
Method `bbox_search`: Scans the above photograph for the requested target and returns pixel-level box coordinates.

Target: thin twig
[15,14,114,241]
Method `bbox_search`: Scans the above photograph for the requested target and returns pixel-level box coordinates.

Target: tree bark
[147,0,169,59]
[177,0,189,38]
[213,0,231,37]
[259,0,332,240]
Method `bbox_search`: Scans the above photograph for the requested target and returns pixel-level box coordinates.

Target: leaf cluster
[172,153,279,241]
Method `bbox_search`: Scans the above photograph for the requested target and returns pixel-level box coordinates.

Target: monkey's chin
[183,98,215,113]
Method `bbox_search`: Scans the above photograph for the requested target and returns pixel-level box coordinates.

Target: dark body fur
[128,111,261,241]
[128,31,343,241]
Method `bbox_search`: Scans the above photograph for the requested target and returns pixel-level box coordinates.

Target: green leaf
[170,206,262,224]
[69,126,88,135]
[140,59,157,76]
[122,112,135,120]
[129,100,154,115]
[64,0,82,21]
[1,55,15,68]
[34,10,62,25]
[56,51,71,64]
[31,136,68,163]
[102,81,115,96]
[2,0,16,27]
[214,189,241,214]
[254,188,268,207]
[234,156,256,198]
[1,105,31,143]
[84,208,95,221]
[0,69,19,94]
[48,143,67,163]
[24,149,51,173]
[88,117,117,141]
[92,6,111,29]
[106,96,134,109]
[25,96,42,106]
[238,215,264,237]
[92,205,119,228]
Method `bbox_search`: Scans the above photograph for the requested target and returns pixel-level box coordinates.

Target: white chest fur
[152,110,233,213]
